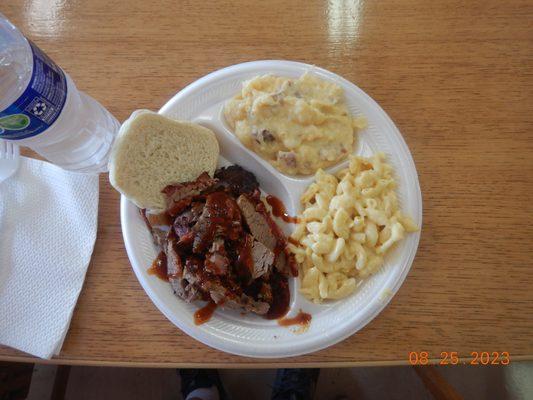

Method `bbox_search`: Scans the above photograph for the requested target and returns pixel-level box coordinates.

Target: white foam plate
[121,60,422,358]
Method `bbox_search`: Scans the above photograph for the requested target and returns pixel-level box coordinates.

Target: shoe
[271,368,320,400]
[179,369,228,400]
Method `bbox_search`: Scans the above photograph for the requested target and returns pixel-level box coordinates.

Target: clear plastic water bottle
[0,13,119,173]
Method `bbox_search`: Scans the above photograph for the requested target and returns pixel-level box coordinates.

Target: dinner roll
[109,109,219,210]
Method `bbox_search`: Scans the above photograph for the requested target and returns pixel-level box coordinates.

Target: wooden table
[1,0,532,367]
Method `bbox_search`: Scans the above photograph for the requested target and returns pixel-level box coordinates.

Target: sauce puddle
[265,274,291,320]
[194,301,218,325]
[266,195,299,224]
[278,310,312,331]
[147,251,168,281]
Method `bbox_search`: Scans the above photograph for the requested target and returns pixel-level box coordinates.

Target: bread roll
[109,110,219,210]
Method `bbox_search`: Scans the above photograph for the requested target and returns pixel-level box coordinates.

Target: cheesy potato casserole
[224,73,366,176]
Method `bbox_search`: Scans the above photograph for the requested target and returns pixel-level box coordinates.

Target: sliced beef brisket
[144,165,293,319]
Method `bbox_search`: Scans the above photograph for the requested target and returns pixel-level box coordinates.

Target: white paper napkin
[0,157,99,359]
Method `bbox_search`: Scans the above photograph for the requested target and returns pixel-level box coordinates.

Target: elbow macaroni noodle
[289,153,418,302]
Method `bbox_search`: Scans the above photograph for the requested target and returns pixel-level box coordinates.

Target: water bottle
[0,13,119,173]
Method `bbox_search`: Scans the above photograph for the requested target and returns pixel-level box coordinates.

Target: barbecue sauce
[265,274,291,319]
[266,195,299,223]
[147,251,168,281]
[285,250,299,277]
[236,234,254,279]
[194,301,218,325]
[288,237,300,246]
[195,192,242,253]
[278,310,312,328]
[143,171,299,323]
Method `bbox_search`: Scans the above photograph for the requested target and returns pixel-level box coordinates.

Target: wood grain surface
[1,0,532,367]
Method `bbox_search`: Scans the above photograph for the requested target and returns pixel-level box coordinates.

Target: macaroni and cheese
[289,153,418,302]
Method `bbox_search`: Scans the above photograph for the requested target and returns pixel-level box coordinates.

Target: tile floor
[23,361,533,400]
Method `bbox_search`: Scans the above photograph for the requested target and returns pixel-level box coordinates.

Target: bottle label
[0,40,67,140]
